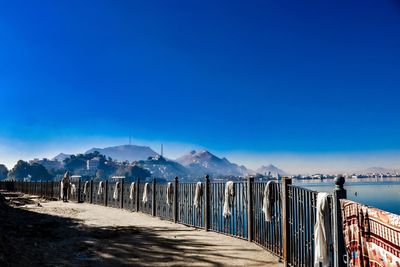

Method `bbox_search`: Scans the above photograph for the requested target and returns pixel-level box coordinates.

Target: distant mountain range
[137,156,189,179]
[51,144,288,180]
[176,150,250,177]
[256,164,287,176]
[85,145,158,162]
[52,153,71,162]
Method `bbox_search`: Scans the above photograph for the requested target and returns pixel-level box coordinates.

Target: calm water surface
[294,177,400,215]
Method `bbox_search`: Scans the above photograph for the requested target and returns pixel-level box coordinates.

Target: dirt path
[0,192,281,267]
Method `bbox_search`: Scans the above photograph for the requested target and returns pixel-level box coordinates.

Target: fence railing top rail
[287,184,321,194]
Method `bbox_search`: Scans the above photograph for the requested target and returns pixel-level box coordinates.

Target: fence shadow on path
[0,192,277,267]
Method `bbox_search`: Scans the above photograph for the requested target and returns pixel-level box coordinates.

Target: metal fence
[0,177,346,267]
[209,182,248,239]
[106,181,121,209]
[123,181,137,212]
[155,182,174,221]
[253,181,283,257]
[82,181,91,203]
[138,182,153,215]
[92,181,105,205]
[178,182,204,228]
[286,185,334,267]
[69,177,81,202]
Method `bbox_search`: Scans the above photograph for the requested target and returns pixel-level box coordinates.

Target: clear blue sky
[0,1,400,172]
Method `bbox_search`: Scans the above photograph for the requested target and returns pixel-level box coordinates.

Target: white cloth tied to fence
[193,182,202,209]
[166,182,173,205]
[129,182,135,200]
[262,181,275,222]
[142,183,150,203]
[83,181,89,195]
[97,181,104,195]
[223,181,235,218]
[70,183,76,195]
[60,181,64,198]
[314,192,331,267]
[113,182,120,200]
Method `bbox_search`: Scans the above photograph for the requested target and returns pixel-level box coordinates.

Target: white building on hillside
[87,157,100,171]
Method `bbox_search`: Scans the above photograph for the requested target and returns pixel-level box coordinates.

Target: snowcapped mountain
[85,145,158,162]
[256,164,287,176]
[176,150,251,177]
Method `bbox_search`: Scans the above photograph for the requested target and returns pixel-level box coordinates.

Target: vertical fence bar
[90,180,94,204]
[77,177,81,203]
[136,178,140,212]
[282,177,292,267]
[333,175,347,267]
[204,175,210,231]
[247,176,254,242]
[120,178,124,209]
[173,176,178,223]
[51,181,54,199]
[59,181,62,200]
[104,180,108,206]
[152,178,156,216]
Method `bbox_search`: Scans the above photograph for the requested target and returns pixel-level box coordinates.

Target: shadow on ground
[0,191,276,267]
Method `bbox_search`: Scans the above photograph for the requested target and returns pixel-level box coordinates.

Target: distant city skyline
[0,1,399,173]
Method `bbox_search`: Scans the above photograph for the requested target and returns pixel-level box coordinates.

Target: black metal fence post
[282,176,292,267]
[90,180,94,204]
[173,176,178,223]
[58,181,61,200]
[51,181,54,199]
[104,180,108,206]
[77,177,81,203]
[247,176,254,242]
[152,178,156,216]
[333,175,347,267]
[120,178,124,209]
[204,175,210,231]
[136,178,140,212]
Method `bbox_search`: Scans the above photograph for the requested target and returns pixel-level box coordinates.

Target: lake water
[294,177,400,215]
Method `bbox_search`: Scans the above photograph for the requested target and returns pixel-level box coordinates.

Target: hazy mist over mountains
[256,165,287,176]
[85,145,158,162]
[48,145,400,178]
[53,145,285,178]
[176,150,250,177]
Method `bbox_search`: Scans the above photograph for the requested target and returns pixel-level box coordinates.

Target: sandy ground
[0,192,281,267]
